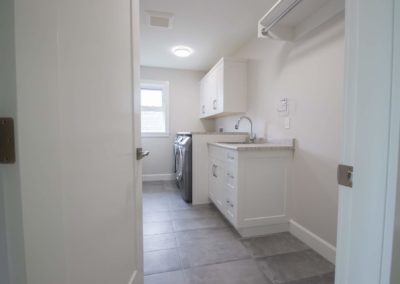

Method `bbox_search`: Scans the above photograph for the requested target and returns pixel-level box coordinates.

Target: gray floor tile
[143,211,172,223]
[144,249,182,275]
[170,206,219,221]
[142,181,336,284]
[285,272,335,284]
[143,181,164,192]
[144,270,188,284]
[241,232,309,258]
[143,199,170,213]
[173,216,227,232]
[175,227,240,247]
[169,197,194,210]
[184,259,272,284]
[144,233,177,252]
[179,239,250,268]
[256,250,335,284]
[144,221,174,236]
[163,181,180,191]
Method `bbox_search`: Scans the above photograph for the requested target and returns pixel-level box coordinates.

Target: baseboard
[289,220,336,264]
[237,222,289,238]
[142,173,175,182]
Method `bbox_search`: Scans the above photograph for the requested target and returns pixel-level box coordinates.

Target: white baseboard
[142,173,175,182]
[237,222,289,238]
[289,220,336,264]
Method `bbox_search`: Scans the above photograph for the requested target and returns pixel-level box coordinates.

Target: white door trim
[382,0,400,283]
[335,0,399,283]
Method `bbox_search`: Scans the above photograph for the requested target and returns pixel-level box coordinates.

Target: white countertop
[177,131,248,135]
[208,139,295,151]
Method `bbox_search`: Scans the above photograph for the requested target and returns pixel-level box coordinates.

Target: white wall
[141,67,214,177]
[216,14,344,246]
[14,0,137,283]
[0,0,27,283]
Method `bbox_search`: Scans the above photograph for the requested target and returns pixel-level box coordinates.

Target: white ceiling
[140,0,276,71]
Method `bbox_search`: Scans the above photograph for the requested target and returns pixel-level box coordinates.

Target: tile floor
[143,181,335,284]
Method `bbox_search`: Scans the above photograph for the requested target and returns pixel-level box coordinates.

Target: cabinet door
[207,70,218,116]
[208,158,225,212]
[199,79,207,117]
[224,186,237,225]
[214,63,224,114]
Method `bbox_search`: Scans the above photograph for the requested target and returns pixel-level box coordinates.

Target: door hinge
[0,118,16,164]
[337,164,353,188]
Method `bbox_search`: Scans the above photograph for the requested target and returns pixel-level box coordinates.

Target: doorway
[139,0,345,283]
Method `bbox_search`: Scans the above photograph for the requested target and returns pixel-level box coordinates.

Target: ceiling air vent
[145,10,174,29]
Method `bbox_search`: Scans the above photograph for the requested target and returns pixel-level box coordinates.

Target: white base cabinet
[208,144,293,237]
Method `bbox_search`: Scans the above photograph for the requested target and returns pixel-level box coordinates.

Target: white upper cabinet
[199,58,247,118]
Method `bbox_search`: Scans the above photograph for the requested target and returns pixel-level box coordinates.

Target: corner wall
[141,67,214,178]
[216,14,344,247]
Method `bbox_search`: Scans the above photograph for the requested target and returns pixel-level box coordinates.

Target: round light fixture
[172,46,193,58]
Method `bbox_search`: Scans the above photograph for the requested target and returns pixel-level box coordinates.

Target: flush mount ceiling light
[172,46,193,58]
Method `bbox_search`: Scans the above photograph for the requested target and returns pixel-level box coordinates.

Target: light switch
[284,117,290,129]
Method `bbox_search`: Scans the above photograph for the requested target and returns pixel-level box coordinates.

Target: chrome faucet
[234,116,256,143]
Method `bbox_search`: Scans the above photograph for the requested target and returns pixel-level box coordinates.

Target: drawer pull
[227,172,234,179]
[227,154,235,160]
[212,164,218,178]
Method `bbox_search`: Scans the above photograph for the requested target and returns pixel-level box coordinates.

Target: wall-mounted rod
[261,0,303,37]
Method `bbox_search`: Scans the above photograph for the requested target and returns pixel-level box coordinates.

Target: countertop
[208,139,295,151]
[176,131,248,135]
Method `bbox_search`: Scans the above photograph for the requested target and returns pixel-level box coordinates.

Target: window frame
[140,80,170,137]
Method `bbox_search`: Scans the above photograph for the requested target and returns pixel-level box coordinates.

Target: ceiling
[140,0,276,71]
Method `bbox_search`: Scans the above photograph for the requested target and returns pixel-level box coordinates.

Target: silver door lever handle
[136,148,150,160]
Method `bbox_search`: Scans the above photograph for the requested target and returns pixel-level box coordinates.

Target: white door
[335,0,399,283]
[13,0,143,283]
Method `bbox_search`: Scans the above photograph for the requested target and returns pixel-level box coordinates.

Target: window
[141,81,169,136]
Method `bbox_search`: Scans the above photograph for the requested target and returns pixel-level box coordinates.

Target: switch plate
[284,117,290,129]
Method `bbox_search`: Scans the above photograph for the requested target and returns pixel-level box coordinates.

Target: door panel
[14,0,142,283]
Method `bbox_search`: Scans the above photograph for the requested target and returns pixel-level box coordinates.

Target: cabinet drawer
[225,167,237,189]
[225,150,237,163]
[209,146,238,164]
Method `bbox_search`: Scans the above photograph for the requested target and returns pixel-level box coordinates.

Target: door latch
[136,148,150,160]
[337,164,353,188]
